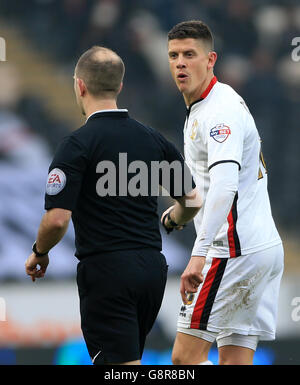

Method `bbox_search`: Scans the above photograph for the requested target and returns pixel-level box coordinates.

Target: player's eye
[185,51,194,57]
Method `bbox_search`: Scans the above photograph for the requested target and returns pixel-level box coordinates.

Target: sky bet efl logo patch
[210,123,231,143]
[46,168,66,195]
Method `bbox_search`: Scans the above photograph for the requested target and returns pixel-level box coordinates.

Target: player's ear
[208,51,217,70]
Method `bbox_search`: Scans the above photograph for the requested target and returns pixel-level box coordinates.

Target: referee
[25,46,202,365]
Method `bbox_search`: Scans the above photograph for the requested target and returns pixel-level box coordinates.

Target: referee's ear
[117,82,123,96]
[77,78,87,97]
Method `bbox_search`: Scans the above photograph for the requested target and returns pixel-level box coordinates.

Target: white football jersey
[184,76,282,258]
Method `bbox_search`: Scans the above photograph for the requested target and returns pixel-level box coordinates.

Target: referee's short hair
[168,20,214,51]
[75,46,125,98]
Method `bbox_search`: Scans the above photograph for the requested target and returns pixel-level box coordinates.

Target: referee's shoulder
[54,124,92,156]
[70,120,99,143]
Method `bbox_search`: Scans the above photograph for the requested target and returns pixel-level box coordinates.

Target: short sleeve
[44,135,88,211]
[206,117,243,171]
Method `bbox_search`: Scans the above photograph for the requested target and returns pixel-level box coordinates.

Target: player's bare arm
[25,208,71,281]
[161,187,202,231]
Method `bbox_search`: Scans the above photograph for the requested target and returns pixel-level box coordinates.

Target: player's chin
[177,82,189,94]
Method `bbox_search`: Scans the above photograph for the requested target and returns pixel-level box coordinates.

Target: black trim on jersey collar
[87,111,129,122]
[186,98,203,118]
[208,160,241,171]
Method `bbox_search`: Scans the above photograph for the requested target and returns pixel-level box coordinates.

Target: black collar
[87,110,129,122]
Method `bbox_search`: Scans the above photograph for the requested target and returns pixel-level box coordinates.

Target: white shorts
[177,243,284,345]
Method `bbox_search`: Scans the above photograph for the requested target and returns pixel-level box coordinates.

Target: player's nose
[176,55,186,68]
[176,61,186,69]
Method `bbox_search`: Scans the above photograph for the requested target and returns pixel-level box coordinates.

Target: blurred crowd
[0,0,299,279]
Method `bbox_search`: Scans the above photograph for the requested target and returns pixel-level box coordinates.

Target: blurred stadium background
[0,0,299,365]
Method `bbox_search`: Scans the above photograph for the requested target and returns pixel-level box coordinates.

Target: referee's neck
[84,99,118,121]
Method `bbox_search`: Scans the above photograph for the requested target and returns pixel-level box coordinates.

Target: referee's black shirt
[45,110,194,260]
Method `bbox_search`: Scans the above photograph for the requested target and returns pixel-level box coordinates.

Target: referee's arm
[25,133,87,281]
[35,208,71,253]
[25,208,71,282]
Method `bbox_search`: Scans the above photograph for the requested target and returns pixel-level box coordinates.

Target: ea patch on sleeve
[46,168,66,195]
[210,123,231,143]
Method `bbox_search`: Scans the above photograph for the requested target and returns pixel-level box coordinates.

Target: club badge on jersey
[210,123,231,143]
[46,168,66,195]
[190,119,198,140]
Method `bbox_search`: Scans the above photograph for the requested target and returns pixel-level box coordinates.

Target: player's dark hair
[168,20,214,51]
[75,46,125,98]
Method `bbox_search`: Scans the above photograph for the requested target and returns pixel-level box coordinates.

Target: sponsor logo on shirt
[210,123,231,143]
[46,168,66,195]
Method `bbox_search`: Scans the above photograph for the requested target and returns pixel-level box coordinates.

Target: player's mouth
[177,72,188,82]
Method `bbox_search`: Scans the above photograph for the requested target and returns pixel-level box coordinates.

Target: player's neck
[184,73,215,108]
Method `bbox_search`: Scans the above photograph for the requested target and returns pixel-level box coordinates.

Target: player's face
[168,38,215,104]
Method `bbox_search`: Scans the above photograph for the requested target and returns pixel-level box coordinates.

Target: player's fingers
[26,265,39,282]
[192,277,202,287]
[28,270,36,282]
[35,270,44,278]
[189,272,204,286]
[26,266,36,276]
[39,265,48,276]
[184,278,198,291]
[180,280,188,304]
[181,279,198,303]
[186,284,198,293]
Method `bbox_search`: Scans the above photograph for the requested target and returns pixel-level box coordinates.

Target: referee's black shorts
[76,248,168,364]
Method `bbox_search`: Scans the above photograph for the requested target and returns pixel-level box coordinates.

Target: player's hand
[161,206,184,232]
[180,256,206,304]
[25,253,49,282]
